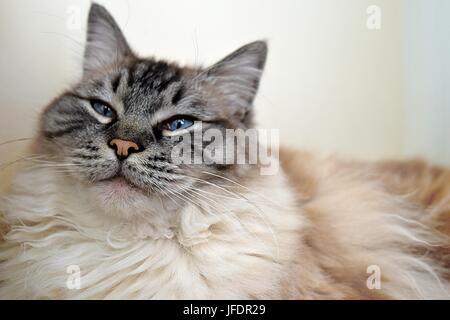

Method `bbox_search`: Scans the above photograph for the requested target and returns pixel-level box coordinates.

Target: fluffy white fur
[0,157,449,299]
[0,161,303,299]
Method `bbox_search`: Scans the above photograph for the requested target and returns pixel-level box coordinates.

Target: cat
[0,3,449,299]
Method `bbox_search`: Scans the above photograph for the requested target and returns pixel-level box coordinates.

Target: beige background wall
[0,0,449,189]
[402,0,450,166]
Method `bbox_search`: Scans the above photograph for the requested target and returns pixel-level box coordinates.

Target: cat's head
[37,4,267,215]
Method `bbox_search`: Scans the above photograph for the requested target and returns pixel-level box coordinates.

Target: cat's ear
[83,3,133,74]
[199,41,267,114]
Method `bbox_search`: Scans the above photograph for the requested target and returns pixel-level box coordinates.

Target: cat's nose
[109,138,142,160]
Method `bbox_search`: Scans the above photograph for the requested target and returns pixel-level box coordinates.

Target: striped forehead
[115,59,184,113]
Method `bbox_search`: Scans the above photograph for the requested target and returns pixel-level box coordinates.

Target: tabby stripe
[111,73,122,93]
[44,125,85,138]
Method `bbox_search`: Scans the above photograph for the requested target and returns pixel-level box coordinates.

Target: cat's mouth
[98,174,145,195]
[93,163,168,197]
[88,173,156,216]
[105,176,134,189]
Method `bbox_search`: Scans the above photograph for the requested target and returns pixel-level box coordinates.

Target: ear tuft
[216,41,267,72]
[83,3,133,74]
[200,41,268,113]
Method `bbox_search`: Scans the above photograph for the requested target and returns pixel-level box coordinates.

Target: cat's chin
[89,176,155,220]
[99,176,141,195]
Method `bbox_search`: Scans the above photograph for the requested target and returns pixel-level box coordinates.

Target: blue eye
[91,100,114,118]
[165,118,194,131]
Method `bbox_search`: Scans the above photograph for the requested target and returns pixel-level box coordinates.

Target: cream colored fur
[0,154,449,299]
[0,160,303,299]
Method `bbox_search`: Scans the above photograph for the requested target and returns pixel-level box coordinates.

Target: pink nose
[109,138,140,159]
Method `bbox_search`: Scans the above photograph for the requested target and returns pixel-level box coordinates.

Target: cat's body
[0,4,449,299]
[1,148,449,299]
[0,156,301,299]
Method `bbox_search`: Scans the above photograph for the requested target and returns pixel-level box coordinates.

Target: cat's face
[37,4,266,213]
